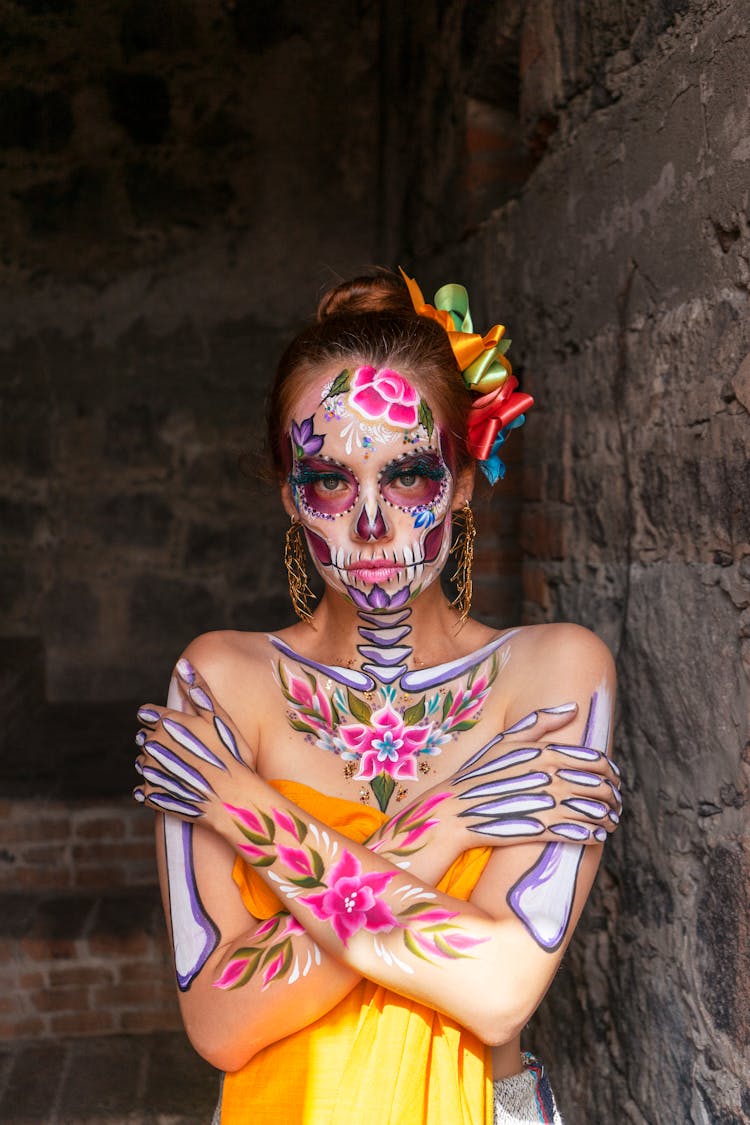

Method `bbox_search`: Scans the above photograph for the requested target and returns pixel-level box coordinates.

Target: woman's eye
[318,474,344,491]
[396,471,418,487]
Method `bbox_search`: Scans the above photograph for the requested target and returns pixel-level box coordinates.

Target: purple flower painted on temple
[298,849,398,945]
[291,415,325,457]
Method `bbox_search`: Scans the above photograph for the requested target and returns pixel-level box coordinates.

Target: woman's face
[282,363,470,612]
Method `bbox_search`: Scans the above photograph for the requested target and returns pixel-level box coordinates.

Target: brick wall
[0,801,179,1042]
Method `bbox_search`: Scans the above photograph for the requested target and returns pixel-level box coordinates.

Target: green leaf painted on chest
[370,773,396,813]
[402,696,426,725]
[347,689,372,724]
[441,690,454,720]
[290,718,319,735]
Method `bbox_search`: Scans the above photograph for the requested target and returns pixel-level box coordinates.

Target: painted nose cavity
[355,500,388,540]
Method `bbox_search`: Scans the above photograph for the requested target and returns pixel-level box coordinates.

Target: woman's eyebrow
[381,450,446,473]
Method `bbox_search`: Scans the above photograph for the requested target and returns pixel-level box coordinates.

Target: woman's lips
[347,561,401,584]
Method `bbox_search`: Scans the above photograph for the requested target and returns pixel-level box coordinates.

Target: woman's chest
[251,630,515,813]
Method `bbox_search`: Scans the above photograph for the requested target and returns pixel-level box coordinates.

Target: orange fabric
[222,781,494,1125]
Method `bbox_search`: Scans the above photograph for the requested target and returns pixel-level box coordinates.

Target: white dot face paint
[286,366,455,612]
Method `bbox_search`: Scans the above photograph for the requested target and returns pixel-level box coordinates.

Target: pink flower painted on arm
[298,850,399,945]
[348,366,420,429]
[339,702,432,781]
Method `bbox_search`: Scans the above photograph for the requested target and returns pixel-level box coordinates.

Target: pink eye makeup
[289,459,359,518]
[379,452,449,511]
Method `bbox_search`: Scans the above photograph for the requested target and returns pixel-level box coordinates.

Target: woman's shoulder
[180,629,276,695]
[503,621,615,681]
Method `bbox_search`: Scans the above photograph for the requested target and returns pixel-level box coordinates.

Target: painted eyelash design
[288,466,350,488]
[380,457,447,484]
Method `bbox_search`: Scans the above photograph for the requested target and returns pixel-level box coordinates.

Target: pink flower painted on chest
[338,701,432,781]
[349,366,420,429]
[298,849,398,945]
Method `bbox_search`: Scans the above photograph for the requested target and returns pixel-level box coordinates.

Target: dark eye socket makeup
[380,452,448,509]
[289,450,449,518]
[289,458,359,516]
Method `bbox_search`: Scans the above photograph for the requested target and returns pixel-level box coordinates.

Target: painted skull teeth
[328,538,431,590]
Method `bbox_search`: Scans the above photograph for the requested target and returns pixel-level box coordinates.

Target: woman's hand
[382,703,622,858]
[134,658,255,827]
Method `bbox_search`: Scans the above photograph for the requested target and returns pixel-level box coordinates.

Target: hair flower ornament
[400,269,534,483]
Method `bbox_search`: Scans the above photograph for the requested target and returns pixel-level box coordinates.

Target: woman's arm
[154,698,597,1070]
[142,626,618,1061]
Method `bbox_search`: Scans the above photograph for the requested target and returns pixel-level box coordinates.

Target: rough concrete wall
[461,2,749,1120]
[0,0,380,702]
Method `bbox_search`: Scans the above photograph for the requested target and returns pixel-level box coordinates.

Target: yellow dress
[221,780,494,1125]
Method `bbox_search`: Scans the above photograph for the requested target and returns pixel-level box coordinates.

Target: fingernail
[608,810,620,824]
[176,658,195,684]
[135,730,146,747]
[137,706,159,724]
[133,788,145,803]
[541,702,577,714]
[189,686,214,712]
[609,784,622,805]
[593,827,608,842]
[609,758,621,777]
[134,760,144,775]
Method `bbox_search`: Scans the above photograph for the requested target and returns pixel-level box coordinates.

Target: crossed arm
[144,627,618,1071]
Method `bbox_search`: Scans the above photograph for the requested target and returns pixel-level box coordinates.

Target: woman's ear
[451,463,475,510]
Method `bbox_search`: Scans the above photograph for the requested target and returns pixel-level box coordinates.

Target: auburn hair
[266,271,471,476]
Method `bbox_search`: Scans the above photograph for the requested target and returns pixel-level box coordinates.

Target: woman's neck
[279,583,495,680]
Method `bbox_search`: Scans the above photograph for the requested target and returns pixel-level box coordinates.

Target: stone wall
[407,0,750,1120]
[0,0,381,704]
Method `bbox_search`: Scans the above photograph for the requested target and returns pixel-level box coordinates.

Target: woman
[134,271,620,1124]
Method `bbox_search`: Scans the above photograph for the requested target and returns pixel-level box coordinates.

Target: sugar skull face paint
[285,367,456,611]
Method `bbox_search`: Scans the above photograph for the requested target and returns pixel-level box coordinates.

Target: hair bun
[317,272,414,321]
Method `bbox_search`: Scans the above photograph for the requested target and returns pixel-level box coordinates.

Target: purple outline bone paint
[507,683,612,952]
[161,677,220,990]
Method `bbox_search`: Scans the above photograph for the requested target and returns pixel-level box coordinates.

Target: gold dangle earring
[284,520,316,624]
[449,502,475,624]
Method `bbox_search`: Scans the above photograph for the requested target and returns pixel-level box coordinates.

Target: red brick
[18,843,67,865]
[86,932,150,957]
[0,818,69,845]
[74,816,127,840]
[50,1010,114,1035]
[19,970,47,989]
[0,993,28,1015]
[522,564,552,614]
[48,964,115,988]
[94,981,174,1008]
[5,867,73,890]
[72,841,154,864]
[0,1015,45,1039]
[30,987,89,1013]
[121,961,171,985]
[21,937,77,961]
[128,815,157,841]
[119,1007,181,1033]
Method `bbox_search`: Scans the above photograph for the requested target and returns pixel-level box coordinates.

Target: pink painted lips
[347,560,401,585]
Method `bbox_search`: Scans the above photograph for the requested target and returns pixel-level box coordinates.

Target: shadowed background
[1,1,748,1122]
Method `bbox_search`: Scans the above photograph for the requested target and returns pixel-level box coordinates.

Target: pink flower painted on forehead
[349,366,420,429]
